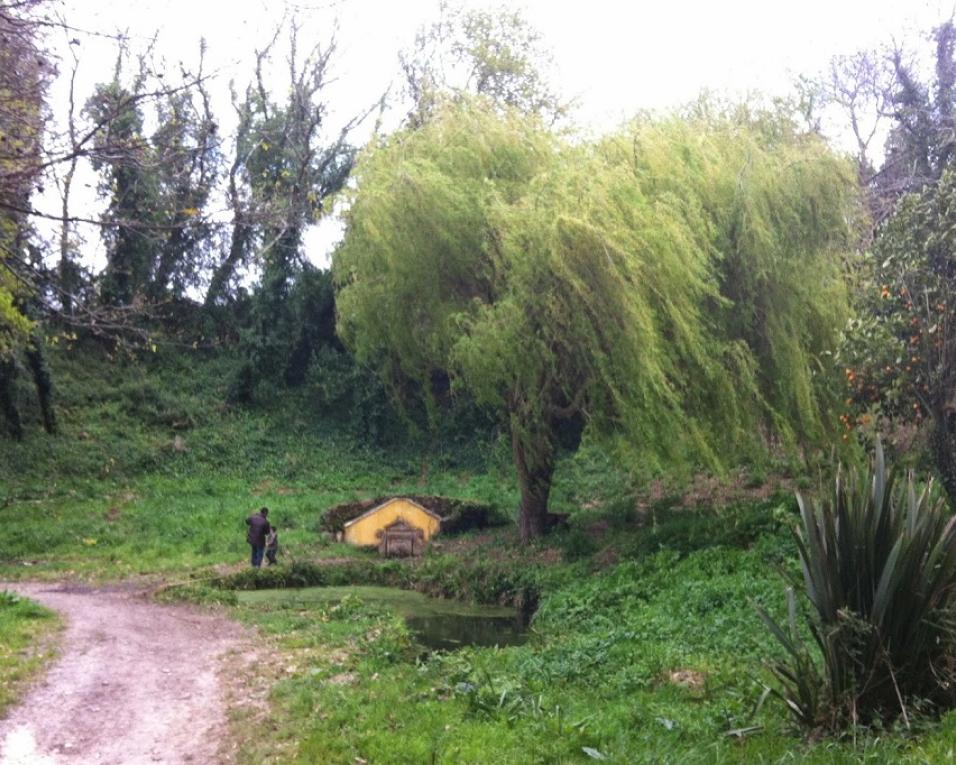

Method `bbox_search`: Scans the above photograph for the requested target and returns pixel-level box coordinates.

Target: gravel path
[0,582,247,765]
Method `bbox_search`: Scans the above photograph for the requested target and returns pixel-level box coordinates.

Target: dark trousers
[250,545,265,568]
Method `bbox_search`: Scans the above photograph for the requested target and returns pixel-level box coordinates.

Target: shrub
[760,440,956,730]
[557,527,599,562]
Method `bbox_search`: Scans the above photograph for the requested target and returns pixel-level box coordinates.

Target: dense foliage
[842,169,956,503]
[0,1,54,440]
[830,20,956,507]
[85,72,220,305]
[335,100,856,539]
[761,442,956,730]
[0,1,47,351]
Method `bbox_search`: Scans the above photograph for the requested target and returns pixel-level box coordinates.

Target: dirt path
[0,582,249,765]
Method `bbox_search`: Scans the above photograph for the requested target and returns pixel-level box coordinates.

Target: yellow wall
[343,498,441,547]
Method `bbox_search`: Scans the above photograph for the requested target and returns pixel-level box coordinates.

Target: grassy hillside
[0,342,658,580]
[5,345,956,763]
[0,344,519,578]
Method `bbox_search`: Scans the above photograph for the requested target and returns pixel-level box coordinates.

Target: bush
[760,440,956,730]
[213,555,540,609]
[557,527,599,562]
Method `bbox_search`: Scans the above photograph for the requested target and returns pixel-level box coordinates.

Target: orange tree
[842,169,956,503]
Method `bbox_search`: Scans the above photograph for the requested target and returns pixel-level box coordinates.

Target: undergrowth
[229,520,956,764]
[9,345,956,762]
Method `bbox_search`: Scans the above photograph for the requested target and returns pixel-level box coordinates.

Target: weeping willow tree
[334,99,857,541]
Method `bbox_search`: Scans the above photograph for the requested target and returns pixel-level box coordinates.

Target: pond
[235,585,529,651]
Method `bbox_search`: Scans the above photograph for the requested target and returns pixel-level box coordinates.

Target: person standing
[245,507,271,568]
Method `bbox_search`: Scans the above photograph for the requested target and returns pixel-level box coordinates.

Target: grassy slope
[4,346,956,762]
[0,345,515,579]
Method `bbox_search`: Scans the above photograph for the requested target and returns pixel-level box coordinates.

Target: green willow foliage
[617,113,856,451]
[334,100,856,520]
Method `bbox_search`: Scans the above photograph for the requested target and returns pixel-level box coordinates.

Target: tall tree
[147,50,220,300]
[335,101,856,540]
[399,3,567,127]
[205,26,357,310]
[0,0,54,438]
[821,21,956,223]
[209,24,369,401]
[881,22,956,196]
[85,46,220,307]
[0,0,48,353]
[85,75,160,306]
[841,170,956,505]
[831,21,956,505]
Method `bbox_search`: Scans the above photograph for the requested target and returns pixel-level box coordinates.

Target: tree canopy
[334,100,857,539]
[842,169,956,502]
[400,4,566,127]
[0,0,56,439]
[0,0,48,356]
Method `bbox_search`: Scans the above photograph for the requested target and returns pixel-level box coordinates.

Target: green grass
[0,591,60,714]
[227,522,956,764]
[235,586,516,617]
[8,345,956,761]
[0,346,523,580]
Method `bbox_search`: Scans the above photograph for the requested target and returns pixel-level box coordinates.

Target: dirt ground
[0,582,250,765]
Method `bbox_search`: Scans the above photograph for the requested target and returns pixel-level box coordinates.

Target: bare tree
[827,51,894,177]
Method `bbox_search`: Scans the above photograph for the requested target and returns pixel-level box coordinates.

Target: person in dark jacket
[246,507,271,568]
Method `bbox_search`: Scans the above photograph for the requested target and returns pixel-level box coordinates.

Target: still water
[236,585,529,650]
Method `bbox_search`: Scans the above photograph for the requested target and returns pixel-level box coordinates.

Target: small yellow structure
[342,497,442,548]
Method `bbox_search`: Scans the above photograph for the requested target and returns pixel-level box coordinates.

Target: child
[265,526,279,566]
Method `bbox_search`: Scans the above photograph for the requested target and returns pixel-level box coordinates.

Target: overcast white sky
[49,0,956,268]
[59,0,955,124]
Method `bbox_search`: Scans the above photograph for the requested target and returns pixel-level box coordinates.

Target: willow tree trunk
[511,425,555,543]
